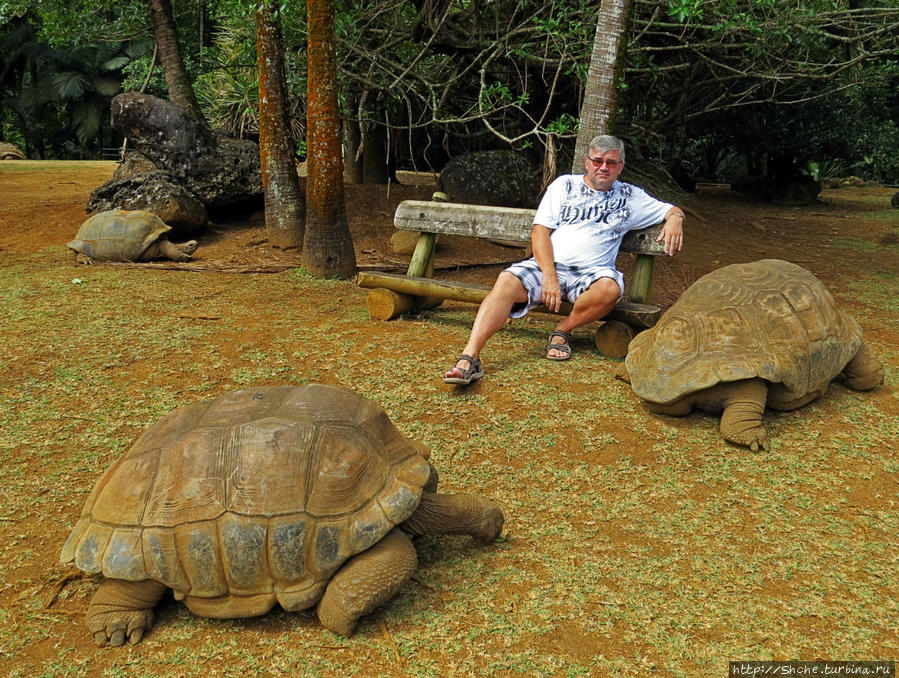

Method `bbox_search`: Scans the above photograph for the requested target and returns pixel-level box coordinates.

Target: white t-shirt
[534,175,672,269]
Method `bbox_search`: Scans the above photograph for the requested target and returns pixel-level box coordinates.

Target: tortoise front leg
[715,378,770,452]
[87,578,167,646]
[317,528,417,636]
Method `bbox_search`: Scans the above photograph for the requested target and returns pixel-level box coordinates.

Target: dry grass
[0,166,896,676]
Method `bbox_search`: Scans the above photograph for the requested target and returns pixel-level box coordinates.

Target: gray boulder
[438,151,538,207]
[770,177,821,206]
[87,172,208,234]
[112,152,159,181]
[108,92,262,210]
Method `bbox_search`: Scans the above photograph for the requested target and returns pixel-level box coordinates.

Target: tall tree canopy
[3,0,898,178]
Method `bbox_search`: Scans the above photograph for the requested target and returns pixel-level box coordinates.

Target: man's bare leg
[547,277,619,359]
[445,272,528,379]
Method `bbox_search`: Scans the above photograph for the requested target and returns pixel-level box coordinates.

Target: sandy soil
[0,160,896,675]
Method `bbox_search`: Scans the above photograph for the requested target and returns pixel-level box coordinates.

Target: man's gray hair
[587,134,625,163]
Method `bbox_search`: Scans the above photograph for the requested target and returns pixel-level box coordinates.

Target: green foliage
[2,0,898,177]
[630,1,899,182]
[666,0,704,23]
[546,113,579,136]
[1,11,152,156]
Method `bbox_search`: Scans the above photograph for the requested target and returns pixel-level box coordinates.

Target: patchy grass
[0,177,897,676]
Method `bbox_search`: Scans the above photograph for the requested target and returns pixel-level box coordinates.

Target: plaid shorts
[503,259,624,318]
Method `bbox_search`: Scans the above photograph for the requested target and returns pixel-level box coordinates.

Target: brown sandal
[546,330,572,360]
[443,354,485,385]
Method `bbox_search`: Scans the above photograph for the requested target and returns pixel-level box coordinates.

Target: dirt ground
[0,161,896,676]
[3,160,896,334]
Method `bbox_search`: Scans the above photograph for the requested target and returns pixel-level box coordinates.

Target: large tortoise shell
[67,209,170,261]
[625,259,862,405]
[60,385,432,616]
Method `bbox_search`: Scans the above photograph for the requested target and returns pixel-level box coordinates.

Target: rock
[731,174,821,205]
[438,150,539,207]
[87,172,208,234]
[770,177,821,206]
[891,191,899,208]
[112,152,160,180]
[730,174,769,201]
[108,92,262,210]
[822,176,869,189]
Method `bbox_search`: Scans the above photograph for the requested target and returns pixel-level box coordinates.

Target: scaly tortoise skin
[61,384,504,645]
[623,259,883,451]
[67,209,197,264]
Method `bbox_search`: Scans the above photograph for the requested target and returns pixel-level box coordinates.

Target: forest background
[2,0,899,186]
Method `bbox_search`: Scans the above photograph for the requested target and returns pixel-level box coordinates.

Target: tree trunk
[362,122,395,184]
[571,0,632,171]
[256,0,305,249]
[147,0,207,124]
[343,117,363,185]
[304,0,357,278]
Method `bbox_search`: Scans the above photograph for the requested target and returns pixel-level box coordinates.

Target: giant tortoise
[621,259,883,451]
[67,209,198,264]
[61,384,504,645]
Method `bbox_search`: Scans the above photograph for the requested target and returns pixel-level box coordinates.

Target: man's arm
[657,206,685,256]
[531,224,562,312]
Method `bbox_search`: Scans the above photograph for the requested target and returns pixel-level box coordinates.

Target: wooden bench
[356,200,667,357]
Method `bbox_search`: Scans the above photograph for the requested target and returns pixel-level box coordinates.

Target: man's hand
[658,209,684,256]
[531,224,562,311]
[541,273,562,312]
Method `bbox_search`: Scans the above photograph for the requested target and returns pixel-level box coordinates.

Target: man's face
[583,149,624,191]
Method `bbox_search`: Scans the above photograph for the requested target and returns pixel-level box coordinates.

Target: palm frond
[73,100,102,143]
[94,76,122,97]
[103,56,132,71]
[52,71,89,99]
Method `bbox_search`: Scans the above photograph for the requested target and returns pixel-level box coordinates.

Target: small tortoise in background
[61,384,504,645]
[621,259,883,451]
[0,142,26,160]
[67,209,198,264]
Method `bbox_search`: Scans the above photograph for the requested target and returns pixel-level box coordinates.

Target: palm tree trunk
[256,0,305,248]
[304,0,357,278]
[147,0,206,124]
[571,0,632,170]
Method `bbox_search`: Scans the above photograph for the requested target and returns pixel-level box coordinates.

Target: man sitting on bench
[443,134,685,385]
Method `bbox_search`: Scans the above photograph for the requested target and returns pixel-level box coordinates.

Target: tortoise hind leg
[143,238,197,262]
[841,342,884,391]
[86,579,167,646]
[317,528,417,636]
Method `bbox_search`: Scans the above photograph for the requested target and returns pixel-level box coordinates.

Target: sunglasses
[586,156,620,168]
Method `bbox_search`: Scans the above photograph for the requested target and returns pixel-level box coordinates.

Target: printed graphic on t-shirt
[557,178,633,236]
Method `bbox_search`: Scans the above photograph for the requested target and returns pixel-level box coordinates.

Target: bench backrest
[394,200,665,256]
